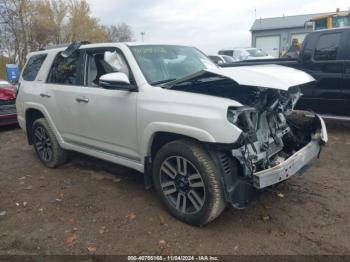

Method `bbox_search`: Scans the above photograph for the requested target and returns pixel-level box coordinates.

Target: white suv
[16,42,327,226]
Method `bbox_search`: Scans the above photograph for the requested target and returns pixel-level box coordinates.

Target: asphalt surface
[0,122,349,255]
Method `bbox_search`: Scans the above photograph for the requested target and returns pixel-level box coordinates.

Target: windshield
[246,48,268,57]
[129,45,216,85]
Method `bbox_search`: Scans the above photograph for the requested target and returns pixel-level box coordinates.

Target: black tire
[32,118,68,168]
[152,139,226,226]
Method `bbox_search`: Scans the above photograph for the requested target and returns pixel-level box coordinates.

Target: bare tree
[51,0,68,44]
[0,0,133,68]
[106,23,134,42]
[0,0,33,67]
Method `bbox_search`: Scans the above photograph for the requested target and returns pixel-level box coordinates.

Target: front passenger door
[74,47,140,161]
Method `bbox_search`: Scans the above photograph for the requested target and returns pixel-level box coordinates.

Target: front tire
[152,139,226,226]
[32,118,68,168]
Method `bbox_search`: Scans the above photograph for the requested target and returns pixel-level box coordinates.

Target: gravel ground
[0,122,349,255]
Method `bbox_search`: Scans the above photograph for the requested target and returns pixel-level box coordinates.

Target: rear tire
[32,118,68,168]
[152,139,226,226]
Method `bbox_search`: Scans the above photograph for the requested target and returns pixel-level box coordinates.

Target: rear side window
[314,33,341,61]
[22,54,47,81]
[47,51,80,85]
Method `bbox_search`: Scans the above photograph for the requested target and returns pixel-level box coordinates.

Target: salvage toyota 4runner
[16,43,327,226]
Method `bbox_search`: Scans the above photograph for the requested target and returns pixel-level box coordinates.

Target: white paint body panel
[205,65,315,90]
[16,43,315,173]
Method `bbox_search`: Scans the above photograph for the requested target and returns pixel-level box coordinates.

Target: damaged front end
[228,90,327,189]
[166,65,327,208]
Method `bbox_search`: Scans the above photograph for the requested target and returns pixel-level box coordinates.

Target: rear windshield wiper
[150,78,177,86]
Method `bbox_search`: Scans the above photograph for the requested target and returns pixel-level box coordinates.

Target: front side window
[314,33,341,61]
[22,54,47,81]
[47,51,80,85]
[130,45,216,85]
[85,49,129,87]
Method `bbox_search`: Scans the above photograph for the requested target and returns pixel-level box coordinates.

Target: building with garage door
[250,10,350,57]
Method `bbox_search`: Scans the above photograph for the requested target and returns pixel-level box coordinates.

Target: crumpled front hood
[167,64,315,91]
[0,88,16,101]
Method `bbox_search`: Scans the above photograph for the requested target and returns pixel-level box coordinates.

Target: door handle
[75,96,89,103]
[40,93,51,98]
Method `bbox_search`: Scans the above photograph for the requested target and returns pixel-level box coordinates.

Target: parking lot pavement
[0,123,350,255]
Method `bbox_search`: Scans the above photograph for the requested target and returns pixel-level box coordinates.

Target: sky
[88,0,350,54]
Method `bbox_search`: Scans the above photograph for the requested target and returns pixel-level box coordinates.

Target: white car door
[46,47,140,162]
[45,50,85,141]
[75,47,140,161]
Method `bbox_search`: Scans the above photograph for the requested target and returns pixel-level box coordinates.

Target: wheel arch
[141,123,217,189]
[141,122,217,162]
[24,105,62,146]
[25,108,45,144]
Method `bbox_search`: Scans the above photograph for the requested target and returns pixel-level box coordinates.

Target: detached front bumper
[253,115,327,189]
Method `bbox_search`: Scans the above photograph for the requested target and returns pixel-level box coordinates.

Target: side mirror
[99,72,135,91]
[217,60,224,65]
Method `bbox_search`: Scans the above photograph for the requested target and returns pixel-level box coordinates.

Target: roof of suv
[27,42,193,57]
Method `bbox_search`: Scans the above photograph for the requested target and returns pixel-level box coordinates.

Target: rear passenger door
[45,50,85,141]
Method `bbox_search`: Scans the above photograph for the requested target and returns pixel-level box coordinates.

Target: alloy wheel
[159,156,206,214]
[33,126,53,162]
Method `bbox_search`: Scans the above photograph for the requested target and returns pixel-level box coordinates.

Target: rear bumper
[0,113,17,126]
[253,115,327,189]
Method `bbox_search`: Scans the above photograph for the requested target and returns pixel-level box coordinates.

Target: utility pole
[254,8,256,20]
[140,32,146,42]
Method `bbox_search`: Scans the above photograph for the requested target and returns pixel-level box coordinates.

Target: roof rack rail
[44,43,70,50]
[44,41,92,51]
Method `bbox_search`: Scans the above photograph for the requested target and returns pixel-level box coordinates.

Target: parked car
[0,80,14,89]
[222,27,350,118]
[208,54,238,65]
[0,80,17,126]
[219,47,274,61]
[16,43,327,226]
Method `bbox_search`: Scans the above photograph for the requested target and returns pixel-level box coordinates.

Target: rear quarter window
[22,54,47,81]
